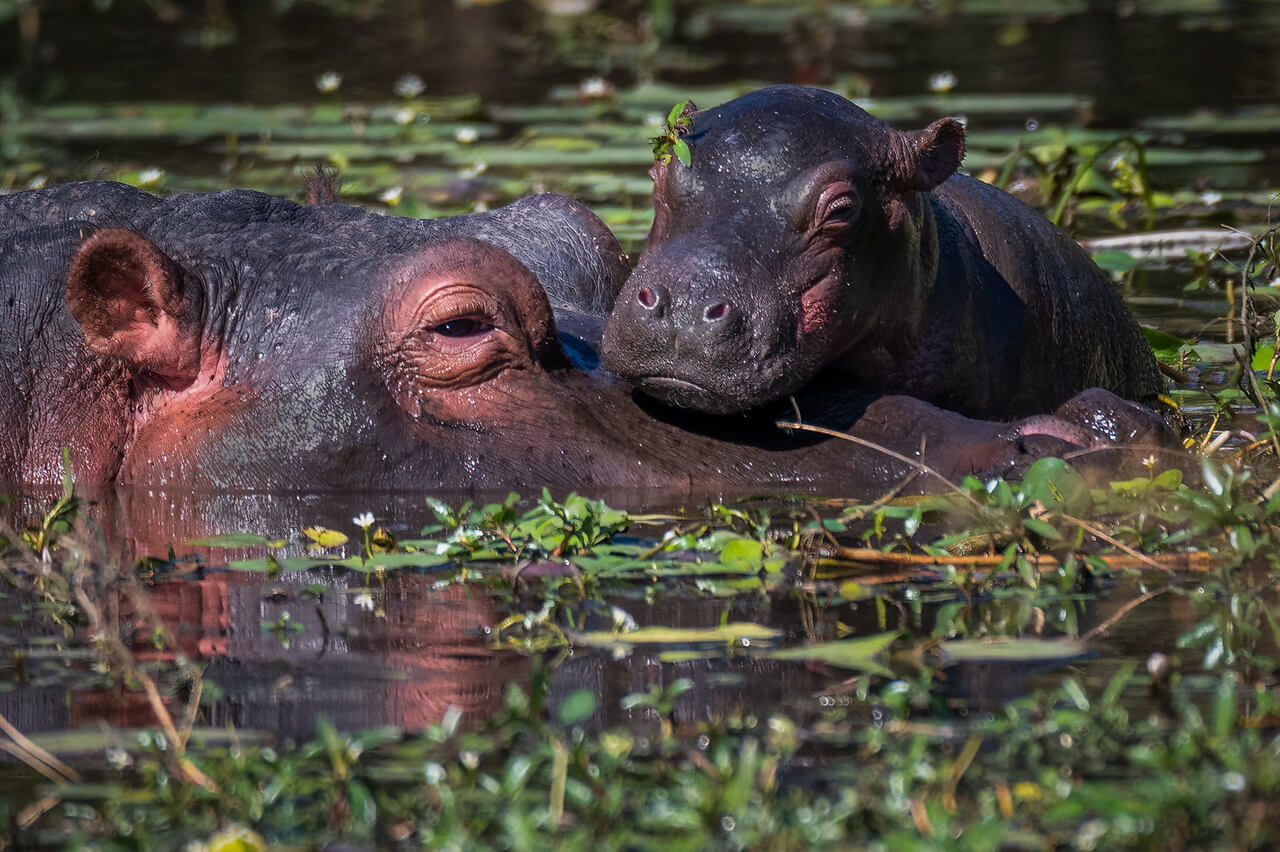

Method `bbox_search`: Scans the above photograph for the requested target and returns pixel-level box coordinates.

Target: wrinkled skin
[0,182,1176,496]
[602,85,1166,418]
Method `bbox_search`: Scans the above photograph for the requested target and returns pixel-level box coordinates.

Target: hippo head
[62,228,591,490]
[602,85,965,414]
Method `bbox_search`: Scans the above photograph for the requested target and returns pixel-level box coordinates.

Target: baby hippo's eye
[814,180,857,230]
[433,317,493,338]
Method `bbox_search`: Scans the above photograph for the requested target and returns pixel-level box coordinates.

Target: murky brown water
[1,1,1276,748]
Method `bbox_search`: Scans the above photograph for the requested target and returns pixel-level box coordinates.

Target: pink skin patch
[798,272,843,337]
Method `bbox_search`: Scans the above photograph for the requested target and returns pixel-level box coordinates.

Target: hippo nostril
[703,301,731,322]
[638,287,658,309]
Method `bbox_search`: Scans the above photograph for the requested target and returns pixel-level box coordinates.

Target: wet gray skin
[602,85,1165,418]
[0,182,1175,495]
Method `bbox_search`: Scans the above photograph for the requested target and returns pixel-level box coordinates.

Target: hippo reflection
[1,182,1172,496]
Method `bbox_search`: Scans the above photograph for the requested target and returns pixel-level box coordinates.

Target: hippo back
[931,174,1165,412]
[144,188,629,319]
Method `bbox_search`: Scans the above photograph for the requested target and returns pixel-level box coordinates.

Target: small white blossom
[106,747,132,770]
[377,186,403,205]
[26,175,46,190]
[454,126,479,144]
[472,200,489,212]
[442,705,463,736]
[139,167,165,186]
[353,592,375,611]
[1199,190,1223,207]
[353,511,375,529]
[315,71,343,93]
[578,76,610,98]
[393,73,426,98]
[393,107,417,126]
[610,605,638,632]
[644,112,665,129]
[928,71,957,94]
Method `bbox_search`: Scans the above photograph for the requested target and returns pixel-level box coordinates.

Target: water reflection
[0,478,1241,746]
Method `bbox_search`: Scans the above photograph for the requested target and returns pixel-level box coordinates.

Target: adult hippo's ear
[374,238,569,420]
[66,228,204,385]
[891,117,966,193]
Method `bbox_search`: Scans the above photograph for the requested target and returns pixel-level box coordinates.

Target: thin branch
[776,420,980,509]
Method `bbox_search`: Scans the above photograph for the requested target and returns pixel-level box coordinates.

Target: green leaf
[672,138,691,166]
[557,689,598,726]
[719,538,763,565]
[1142,326,1193,359]
[666,98,690,126]
[1252,343,1275,372]
[1022,517,1063,540]
[1020,457,1092,515]
[187,533,284,548]
[303,526,349,549]
[939,637,1091,664]
[1091,250,1140,273]
[769,631,899,675]
[574,622,780,649]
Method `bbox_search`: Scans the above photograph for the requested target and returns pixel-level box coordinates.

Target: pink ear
[894,117,966,192]
[66,229,202,383]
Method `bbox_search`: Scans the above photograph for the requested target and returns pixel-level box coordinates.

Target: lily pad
[573,622,781,649]
[768,631,900,675]
[938,637,1091,664]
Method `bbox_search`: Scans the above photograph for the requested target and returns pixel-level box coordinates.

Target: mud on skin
[0,181,1175,495]
[602,85,1166,419]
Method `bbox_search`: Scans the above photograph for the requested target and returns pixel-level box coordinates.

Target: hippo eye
[432,317,493,338]
[814,181,857,229]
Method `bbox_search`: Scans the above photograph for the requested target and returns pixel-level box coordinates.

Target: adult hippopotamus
[601,85,1165,418]
[0,182,1172,495]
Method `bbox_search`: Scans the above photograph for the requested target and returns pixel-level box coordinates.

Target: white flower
[1199,190,1223,207]
[393,107,416,126]
[353,592,375,611]
[393,73,425,98]
[644,112,665,129]
[610,606,637,632]
[928,71,957,94]
[139,167,165,186]
[378,186,403,205]
[315,71,343,93]
[578,76,610,98]
[105,747,132,770]
[472,200,489,213]
[454,126,479,144]
[26,175,46,190]
[353,511,375,529]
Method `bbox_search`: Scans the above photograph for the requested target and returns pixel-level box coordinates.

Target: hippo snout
[603,263,799,413]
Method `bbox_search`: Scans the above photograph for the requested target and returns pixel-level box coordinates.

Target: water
[0,0,1276,810]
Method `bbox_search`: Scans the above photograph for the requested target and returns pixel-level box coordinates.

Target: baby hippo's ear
[66,229,203,384]
[893,117,966,192]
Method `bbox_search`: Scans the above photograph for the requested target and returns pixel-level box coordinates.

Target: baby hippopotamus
[602,85,1165,419]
